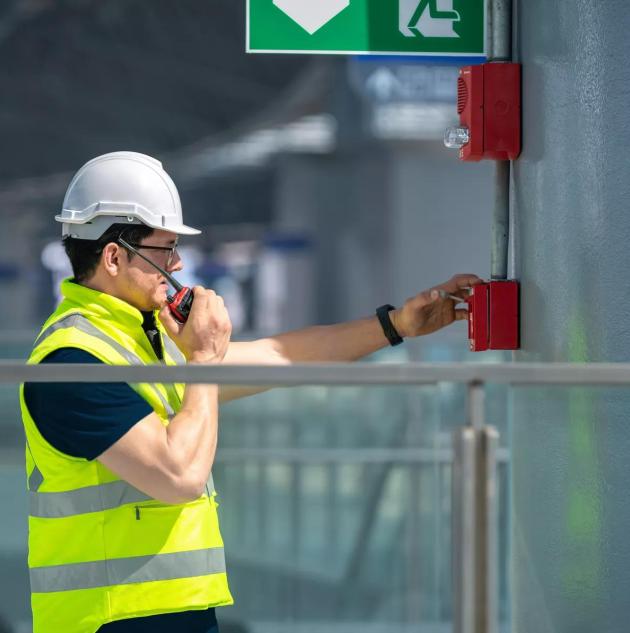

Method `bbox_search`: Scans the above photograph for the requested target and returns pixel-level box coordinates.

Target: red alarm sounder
[445,63,521,161]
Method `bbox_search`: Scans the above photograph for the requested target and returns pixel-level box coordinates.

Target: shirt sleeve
[23,348,153,461]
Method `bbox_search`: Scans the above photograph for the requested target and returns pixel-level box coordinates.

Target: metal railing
[7,361,630,385]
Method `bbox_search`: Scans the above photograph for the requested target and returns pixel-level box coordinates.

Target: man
[21,152,481,633]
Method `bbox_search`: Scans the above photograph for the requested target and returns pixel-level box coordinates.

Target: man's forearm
[218,317,391,403]
[166,380,218,497]
[263,316,392,363]
[221,275,479,403]
[225,315,393,367]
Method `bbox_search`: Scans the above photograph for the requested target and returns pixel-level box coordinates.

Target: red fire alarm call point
[466,281,520,351]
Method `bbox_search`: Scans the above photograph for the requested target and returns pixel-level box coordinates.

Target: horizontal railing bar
[5,361,630,385]
[215,447,510,463]
[0,446,511,465]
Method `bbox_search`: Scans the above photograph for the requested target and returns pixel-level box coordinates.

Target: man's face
[118,229,183,311]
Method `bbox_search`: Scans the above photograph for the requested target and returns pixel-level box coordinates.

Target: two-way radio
[117,237,193,323]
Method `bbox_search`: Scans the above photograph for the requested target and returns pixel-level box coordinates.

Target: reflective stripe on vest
[30,474,215,518]
[30,480,152,518]
[30,547,227,593]
[28,465,44,492]
[35,312,175,418]
[26,439,45,492]
[162,335,186,365]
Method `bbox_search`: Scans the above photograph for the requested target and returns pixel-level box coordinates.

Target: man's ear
[101,242,122,277]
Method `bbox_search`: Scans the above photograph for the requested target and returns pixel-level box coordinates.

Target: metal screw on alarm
[438,290,467,303]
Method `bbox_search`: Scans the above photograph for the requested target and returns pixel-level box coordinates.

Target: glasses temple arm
[117,237,184,292]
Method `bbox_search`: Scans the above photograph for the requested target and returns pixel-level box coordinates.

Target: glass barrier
[214,384,510,633]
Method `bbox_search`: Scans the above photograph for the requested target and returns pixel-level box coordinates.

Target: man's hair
[63,223,155,283]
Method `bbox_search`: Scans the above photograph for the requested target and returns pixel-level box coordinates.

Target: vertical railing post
[468,381,486,430]
[452,425,477,633]
[453,382,499,633]
[475,426,499,633]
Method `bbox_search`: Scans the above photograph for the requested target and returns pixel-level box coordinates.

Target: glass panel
[214,382,510,633]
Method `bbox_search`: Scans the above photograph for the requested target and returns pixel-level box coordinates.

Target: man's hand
[159,286,232,363]
[390,274,483,338]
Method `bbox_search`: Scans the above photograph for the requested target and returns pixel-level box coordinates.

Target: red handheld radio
[117,237,193,323]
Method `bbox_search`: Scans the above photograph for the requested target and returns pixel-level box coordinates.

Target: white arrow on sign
[273,0,351,35]
[400,0,460,39]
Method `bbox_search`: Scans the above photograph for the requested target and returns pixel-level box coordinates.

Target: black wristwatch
[376,304,404,346]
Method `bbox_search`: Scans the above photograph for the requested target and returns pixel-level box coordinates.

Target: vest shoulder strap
[30,312,175,418]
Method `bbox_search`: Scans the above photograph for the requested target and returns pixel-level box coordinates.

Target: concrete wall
[512,1,630,631]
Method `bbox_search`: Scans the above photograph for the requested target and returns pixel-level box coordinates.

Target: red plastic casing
[167,287,193,323]
[488,280,519,349]
[468,283,489,352]
[458,62,521,161]
[467,281,520,351]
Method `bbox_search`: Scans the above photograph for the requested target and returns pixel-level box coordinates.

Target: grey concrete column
[512,1,630,631]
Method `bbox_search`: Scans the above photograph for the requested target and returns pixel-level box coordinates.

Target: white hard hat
[56,151,201,240]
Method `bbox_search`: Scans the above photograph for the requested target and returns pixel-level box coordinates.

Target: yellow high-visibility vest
[20,278,233,633]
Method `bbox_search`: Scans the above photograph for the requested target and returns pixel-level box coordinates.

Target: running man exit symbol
[400,0,461,38]
[272,0,350,35]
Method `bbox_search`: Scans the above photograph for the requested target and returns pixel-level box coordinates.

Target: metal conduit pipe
[492,161,510,279]
[489,0,513,62]
[488,0,513,280]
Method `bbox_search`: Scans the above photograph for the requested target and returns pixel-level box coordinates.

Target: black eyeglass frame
[120,241,179,268]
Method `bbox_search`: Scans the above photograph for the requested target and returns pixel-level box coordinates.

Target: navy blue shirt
[24,348,152,460]
[24,344,219,632]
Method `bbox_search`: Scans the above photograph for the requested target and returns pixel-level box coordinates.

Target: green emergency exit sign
[247,0,486,57]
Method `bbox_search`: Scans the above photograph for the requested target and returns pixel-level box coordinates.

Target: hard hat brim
[168,223,202,236]
[57,213,202,240]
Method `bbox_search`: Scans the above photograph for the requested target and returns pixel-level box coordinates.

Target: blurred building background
[0,1,501,632]
[0,0,493,336]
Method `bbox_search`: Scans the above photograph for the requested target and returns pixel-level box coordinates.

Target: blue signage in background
[349,58,460,104]
[347,57,467,140]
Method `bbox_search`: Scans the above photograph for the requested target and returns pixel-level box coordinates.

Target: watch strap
[376,304,404,346]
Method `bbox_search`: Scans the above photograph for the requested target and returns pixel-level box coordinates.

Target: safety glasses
[119,239,179,268]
